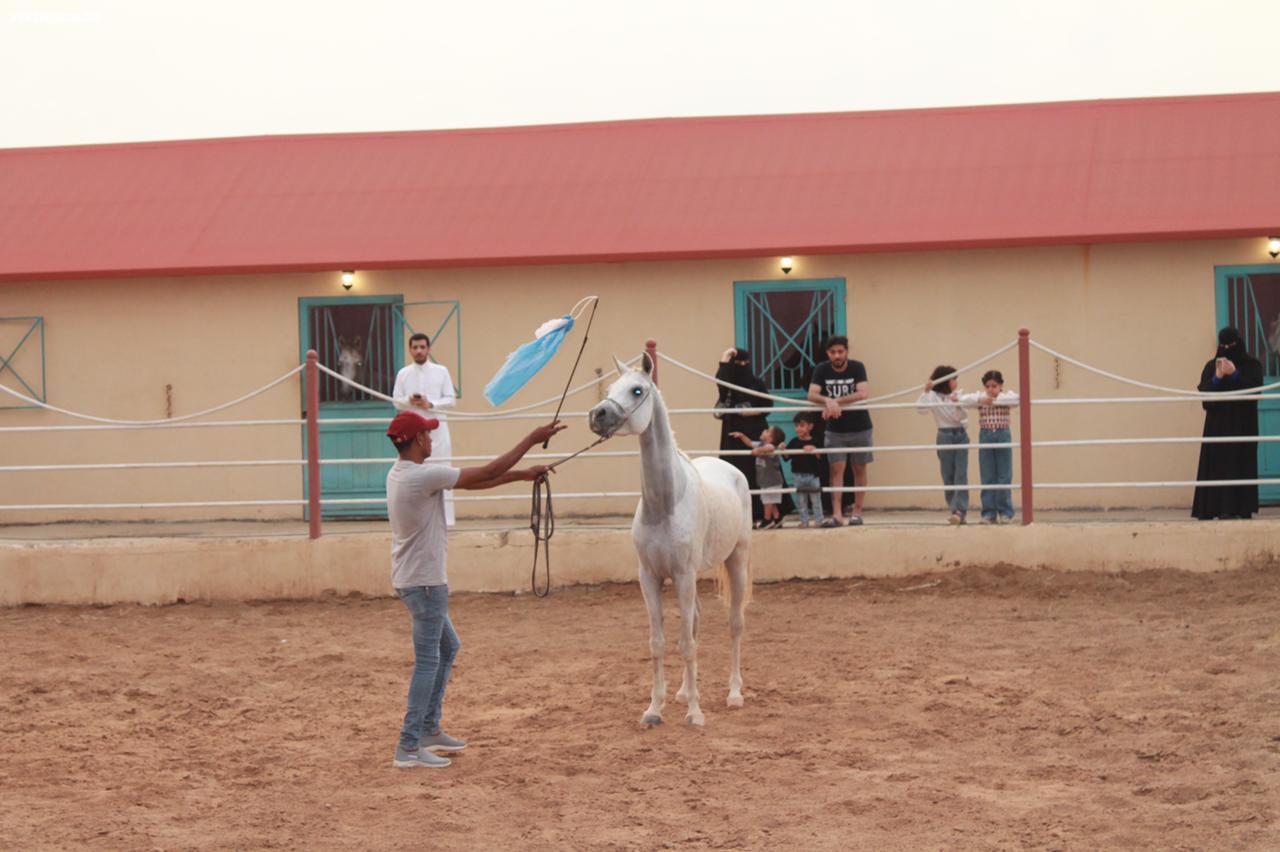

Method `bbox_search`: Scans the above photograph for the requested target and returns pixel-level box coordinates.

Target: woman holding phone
[1192,327,1263,520]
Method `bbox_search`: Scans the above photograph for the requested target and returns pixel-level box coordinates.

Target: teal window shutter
[0,316,46,409]
[392,300,463,396]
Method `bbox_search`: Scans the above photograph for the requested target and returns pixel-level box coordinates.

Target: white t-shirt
[386,460,461,588]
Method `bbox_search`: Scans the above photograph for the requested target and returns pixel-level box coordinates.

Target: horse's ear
[338,335,348,347]
[641,353,654,376]
[612,355,628,376]
[353,335,362,349]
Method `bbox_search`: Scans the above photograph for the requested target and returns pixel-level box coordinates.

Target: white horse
[588,354,753,726]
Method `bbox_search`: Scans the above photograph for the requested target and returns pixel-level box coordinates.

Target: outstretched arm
[461,467,549,490]
[454,421,565,490]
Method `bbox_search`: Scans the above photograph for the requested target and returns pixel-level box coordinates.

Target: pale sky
[2,0,1277,148]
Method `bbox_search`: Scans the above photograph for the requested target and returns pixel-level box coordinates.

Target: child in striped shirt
[959,370,1020,524]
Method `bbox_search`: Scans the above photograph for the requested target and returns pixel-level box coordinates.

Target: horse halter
[594,381,652,439]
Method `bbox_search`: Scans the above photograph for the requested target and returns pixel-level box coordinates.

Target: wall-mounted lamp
[780,256,794,275]
[1269,237,1280,259]
[341,270,355,290]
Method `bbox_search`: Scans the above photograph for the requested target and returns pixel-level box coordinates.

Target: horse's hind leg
[638,569,666,727]
[725,545,750,708]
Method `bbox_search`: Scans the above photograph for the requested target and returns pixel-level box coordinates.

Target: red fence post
[645,338,659,386]
[1017,328,1034,526]
[306,350,322,540]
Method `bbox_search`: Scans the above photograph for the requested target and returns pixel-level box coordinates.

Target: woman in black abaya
[1192,326,1263,519]
[715,348,773,524]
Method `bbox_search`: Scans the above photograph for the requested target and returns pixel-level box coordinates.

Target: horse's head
[337,335,366,398]
[589,354,657,438]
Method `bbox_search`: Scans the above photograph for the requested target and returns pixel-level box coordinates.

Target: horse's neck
[638,392,688,520]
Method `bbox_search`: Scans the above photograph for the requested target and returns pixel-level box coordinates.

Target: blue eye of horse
[632,387,643,396]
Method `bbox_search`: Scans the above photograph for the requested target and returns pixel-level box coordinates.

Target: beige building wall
[1,237,1276,524]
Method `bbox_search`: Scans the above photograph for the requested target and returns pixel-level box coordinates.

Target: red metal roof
[3,93,1280,282]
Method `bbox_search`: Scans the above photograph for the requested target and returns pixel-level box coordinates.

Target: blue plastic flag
[484,316,576,406]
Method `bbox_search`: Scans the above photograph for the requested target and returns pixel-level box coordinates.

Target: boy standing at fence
[788,412,825,528]
[728,426,787,528]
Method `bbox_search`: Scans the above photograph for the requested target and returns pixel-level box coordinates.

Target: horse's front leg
[674,591,699,703]
[674,571,704,726]
[638,569,666,727]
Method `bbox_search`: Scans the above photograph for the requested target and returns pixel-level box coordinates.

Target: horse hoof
[686,712,706,727]
[726,694,744,708]
[641,713,663,727]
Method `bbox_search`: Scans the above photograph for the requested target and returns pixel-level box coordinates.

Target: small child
[729,425,787,528]
[958,369,1020,524]
[916,365,970,525]
[787,413,825,528]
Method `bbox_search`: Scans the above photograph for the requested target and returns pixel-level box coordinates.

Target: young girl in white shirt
[917,365,970,524]
[958,370,1020,524]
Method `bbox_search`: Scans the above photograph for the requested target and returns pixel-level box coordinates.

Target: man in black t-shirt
[807,335,873,526]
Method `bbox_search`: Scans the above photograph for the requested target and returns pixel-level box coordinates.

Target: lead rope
[528,434,610,597]
[530,473,554,597]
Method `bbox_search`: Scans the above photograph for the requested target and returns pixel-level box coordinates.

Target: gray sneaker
[393,747,451,769]
[420,731,467,753]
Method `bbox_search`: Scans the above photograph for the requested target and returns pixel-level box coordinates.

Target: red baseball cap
[387,412,440,442]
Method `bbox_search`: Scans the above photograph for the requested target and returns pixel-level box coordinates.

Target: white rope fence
[656,340,1020,406]
[0,365,304,425]
[6,434,1279,475]
[3,334,1278,517]
[1030,340,1280,397]
[313,353,642,419]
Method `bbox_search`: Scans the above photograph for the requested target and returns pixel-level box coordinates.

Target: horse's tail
[715,553,752,608]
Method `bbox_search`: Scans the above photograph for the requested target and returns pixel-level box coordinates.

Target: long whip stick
[531,296,600,596]
[543,296,599,446]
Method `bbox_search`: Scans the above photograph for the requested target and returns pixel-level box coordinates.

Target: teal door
[299,296,404,519]
[1214,267,1280,504]
[732,278,847,440]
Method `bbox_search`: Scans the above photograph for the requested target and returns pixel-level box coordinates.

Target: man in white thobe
[393,333,458,525]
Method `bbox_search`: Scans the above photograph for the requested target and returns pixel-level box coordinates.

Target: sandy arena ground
[2,565,1278,850]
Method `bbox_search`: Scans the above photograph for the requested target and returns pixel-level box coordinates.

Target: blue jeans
[978,428,1014,520]
[936,427,970,516]
[396,584,460,752]
[792,473,824,524]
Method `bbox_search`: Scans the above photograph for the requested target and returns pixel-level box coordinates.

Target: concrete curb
[3,520,1278,606]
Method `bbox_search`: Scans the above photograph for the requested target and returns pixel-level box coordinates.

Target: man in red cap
[387,411,565,769]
